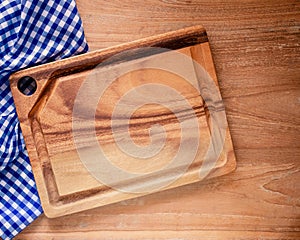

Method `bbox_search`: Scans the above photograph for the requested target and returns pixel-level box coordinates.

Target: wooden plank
[15,231,300,240]
[16,0,300,238]
[10,26,236,218]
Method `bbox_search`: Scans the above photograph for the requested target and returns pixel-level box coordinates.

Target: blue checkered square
[0,0,89,239]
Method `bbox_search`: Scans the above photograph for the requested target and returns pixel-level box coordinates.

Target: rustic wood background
[17,0,300,239]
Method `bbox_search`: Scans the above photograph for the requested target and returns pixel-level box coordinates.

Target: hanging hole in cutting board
[17,76,37,96]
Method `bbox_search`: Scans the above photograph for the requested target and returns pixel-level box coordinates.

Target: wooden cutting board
[10,25,236,218]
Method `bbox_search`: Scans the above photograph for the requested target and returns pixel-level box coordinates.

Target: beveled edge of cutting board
[9,25,237,218]
[10,25,208,86]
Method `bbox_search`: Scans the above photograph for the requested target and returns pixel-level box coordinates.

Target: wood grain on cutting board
[10,26,236,218]
[16,0,300,239]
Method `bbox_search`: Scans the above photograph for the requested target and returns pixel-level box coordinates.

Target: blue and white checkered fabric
[0,0,89,239]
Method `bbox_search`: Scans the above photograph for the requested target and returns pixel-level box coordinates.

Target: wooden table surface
[17,0,300,239]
